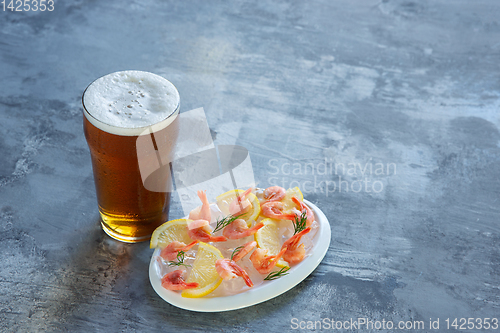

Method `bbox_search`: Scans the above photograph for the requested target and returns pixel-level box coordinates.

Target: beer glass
[82,70,180,243]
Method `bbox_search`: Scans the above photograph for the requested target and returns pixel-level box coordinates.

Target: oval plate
[149,200,331,312]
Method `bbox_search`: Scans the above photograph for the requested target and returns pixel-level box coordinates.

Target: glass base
[101,221,151,243]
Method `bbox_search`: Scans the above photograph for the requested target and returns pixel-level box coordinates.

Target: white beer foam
[83,70,180,136]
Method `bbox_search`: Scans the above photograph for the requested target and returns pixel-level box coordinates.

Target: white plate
[149,200,331,312]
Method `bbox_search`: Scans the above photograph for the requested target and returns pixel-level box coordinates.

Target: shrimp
[263,186,286,202]
[261,201,296,220]
[187,219,227,242]
[222,219,264,239]
[228,188,254,216]
[231,241,257,262]
[215,259,253,287]
[160,240,198,261]
[281,227,311,265]
[215,241,256,287]
[187,219,210,230]
[161,270,199,290]
[188,190,211,221]
[249,246,287,274]
[291,196,314,227]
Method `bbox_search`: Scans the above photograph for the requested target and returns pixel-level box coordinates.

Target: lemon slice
[281,187,304,213]
[181,242,224,298]
[254,218,289,268]
[150,219,193,249]
[216,189,261,224]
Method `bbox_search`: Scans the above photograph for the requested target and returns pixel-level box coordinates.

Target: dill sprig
[264,266,290,281]
[212,214,242,233]
[231,246,244,260]
[168,250,191,268]
[293,211,307,235]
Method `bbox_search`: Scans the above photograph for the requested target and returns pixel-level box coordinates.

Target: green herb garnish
[293,211,307,235]
[264,266,290,281]
[168,250,191,268]
[212,214,242,233]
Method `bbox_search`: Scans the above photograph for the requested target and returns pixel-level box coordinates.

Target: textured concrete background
[1,0,499,332]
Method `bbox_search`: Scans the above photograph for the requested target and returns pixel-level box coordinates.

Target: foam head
[83,70,180,136]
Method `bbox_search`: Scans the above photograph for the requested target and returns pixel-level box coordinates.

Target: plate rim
[149,199,331,312]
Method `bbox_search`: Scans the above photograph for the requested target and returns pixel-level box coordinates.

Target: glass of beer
[82,70,180,243]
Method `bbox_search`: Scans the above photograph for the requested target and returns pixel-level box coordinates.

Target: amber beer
[82,71,180,243]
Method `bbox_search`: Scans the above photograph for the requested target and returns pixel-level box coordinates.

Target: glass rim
[82,70,180,135]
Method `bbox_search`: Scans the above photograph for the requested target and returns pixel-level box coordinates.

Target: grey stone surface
[1,0,499,332]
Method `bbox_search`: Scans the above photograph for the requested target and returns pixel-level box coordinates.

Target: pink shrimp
[263,186,286,202]
[215,259,253,287]
[187,219,227,242]
[188,190,211,221]
[249,246,287,274]
[215,241,256,287]
[290,197,314,227]
[231,241,257,262]
[159,240,198,261]
[161,270,199,290]
[281,227,311,265]
[260,201,296,220]
[222,219,264,240]
[187,219,210,230]
[228,188,254,216]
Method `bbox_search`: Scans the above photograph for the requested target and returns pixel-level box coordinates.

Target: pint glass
[82,71,180,243]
